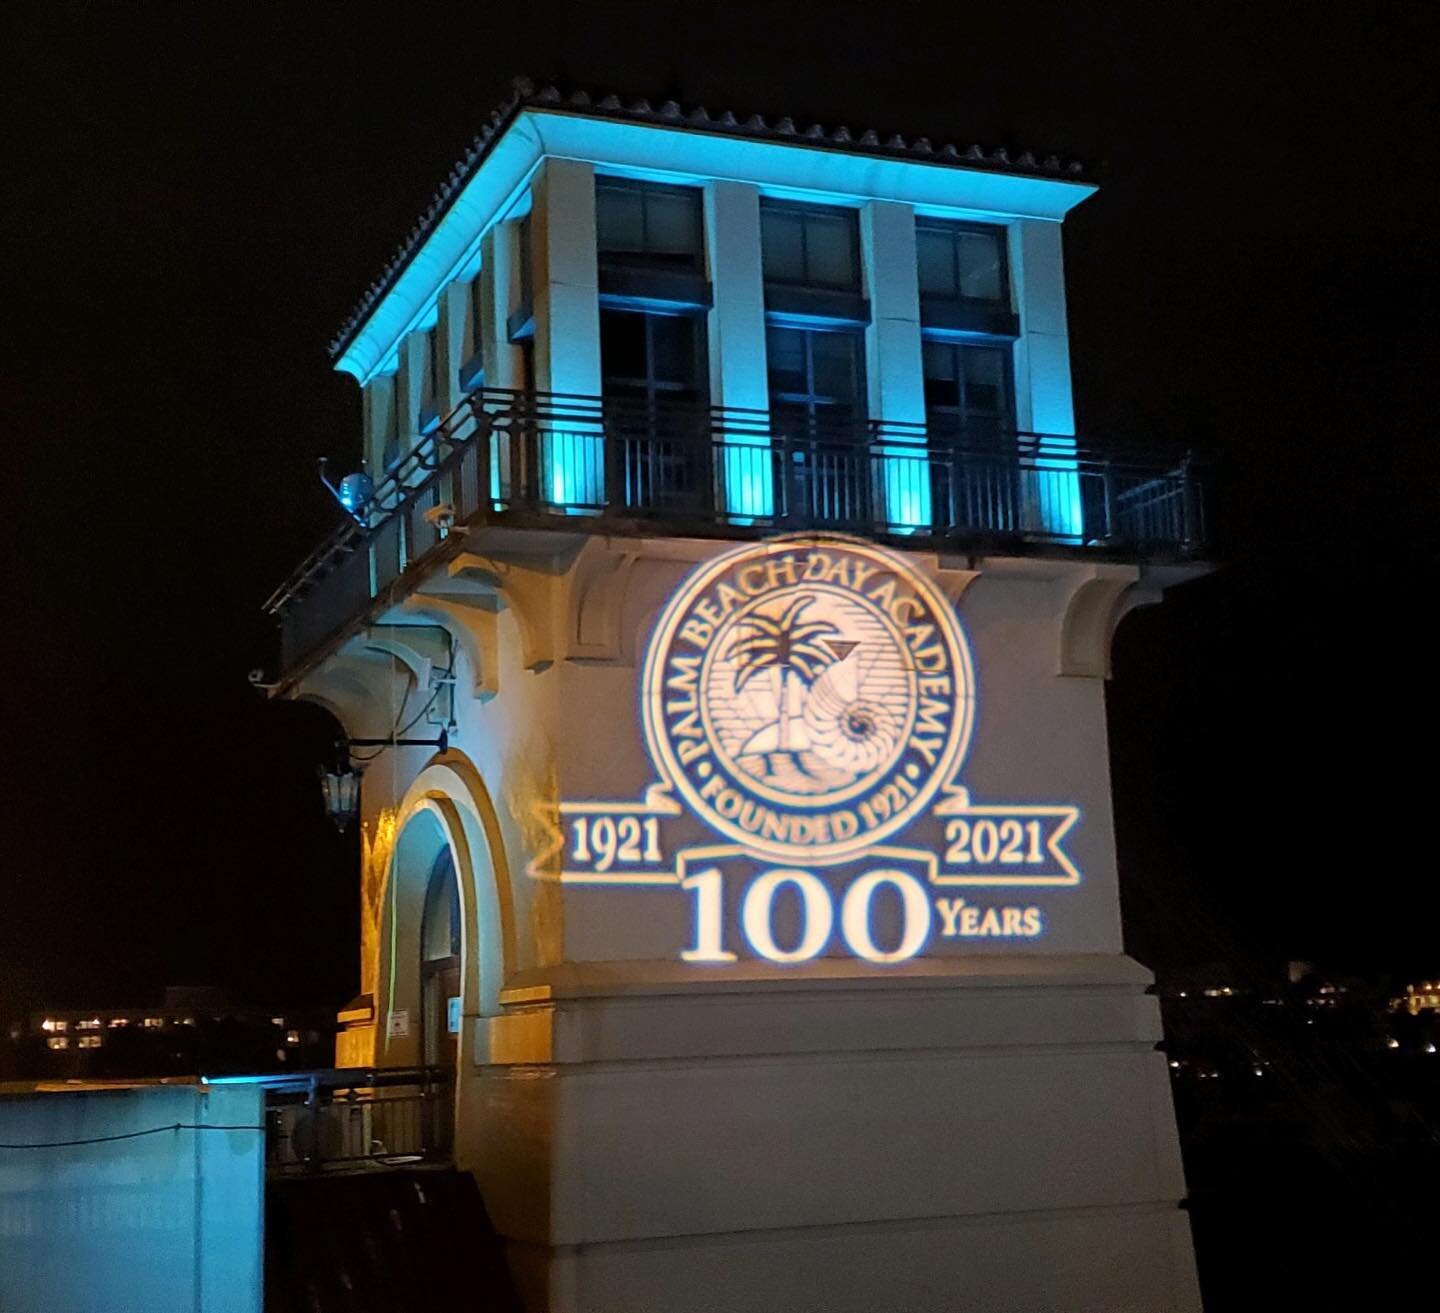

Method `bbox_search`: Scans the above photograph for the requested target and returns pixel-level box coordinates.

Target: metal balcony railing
[263,1067,453,1175]
[265,388,1205,674]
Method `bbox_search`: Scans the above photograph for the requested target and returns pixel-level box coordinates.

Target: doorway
[420,847,461,1070]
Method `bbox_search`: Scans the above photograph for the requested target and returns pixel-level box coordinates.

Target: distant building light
[46,1036,69,1050]
[142,1017,164,1028]
[285,1030,301,1046]
[180,1016,196,1027]
[76,1018,101,1030]
[1169,1060,1181,1069]
[1252,1067,1263,1077]
[271,1017,285,1028]
[78,1035,102,1049]
[1425,1043,1437,1055]
[1387,1038,1401,1049]
[108,1017,129,1028]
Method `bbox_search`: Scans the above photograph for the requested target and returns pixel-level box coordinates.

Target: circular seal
[641,536,975,864]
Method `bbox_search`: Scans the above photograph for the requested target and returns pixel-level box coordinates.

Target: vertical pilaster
[438,282,467,414]
[863,200,930,528]
[705,180,771,517]
[1013,219,1082,539]
[396,332,424,451]
[533,159,603,507]
[363,373,395,476]
[480,224,523,390]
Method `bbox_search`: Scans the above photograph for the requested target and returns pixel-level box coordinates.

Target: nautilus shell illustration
[802,657,900,776]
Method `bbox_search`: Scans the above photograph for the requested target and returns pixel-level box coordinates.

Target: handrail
[263,1066,454,1173]
[263,387,1205,675]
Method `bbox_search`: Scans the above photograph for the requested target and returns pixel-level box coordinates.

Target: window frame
[760,199,863,293]
[914,217,1012,307]
[600,306,710,408]
[595,176,706,275]
[921,337,1017,442]
[766,324,868,430]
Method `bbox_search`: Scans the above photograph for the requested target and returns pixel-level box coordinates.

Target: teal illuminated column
[862,200,930,529]
[1014,219,1082,539]
[532,158,604,508]
[704,180,772,519]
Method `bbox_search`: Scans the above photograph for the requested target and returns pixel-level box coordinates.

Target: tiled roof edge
[328,76,1090,361]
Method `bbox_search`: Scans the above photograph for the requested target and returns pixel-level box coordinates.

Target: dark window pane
[766,327,808,396]
[922,340,956,382]
[650,315,697,387]
[596,183,644,257]
[810,331,861,404]
[960,346,1008,416]
[600,310,648,384]
[761,209,805,284]
[804,212,858,289]
[956,231,1004,301]
[646,191,701,260]
[916,228,956,297]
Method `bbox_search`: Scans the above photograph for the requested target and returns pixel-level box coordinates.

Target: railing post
[1100,458,1116,545]
[304,1073,320,1174]
[1179,451,1199,552]
[603,406,623,517]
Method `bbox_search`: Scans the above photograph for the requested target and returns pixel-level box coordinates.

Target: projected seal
[642,536,975,864]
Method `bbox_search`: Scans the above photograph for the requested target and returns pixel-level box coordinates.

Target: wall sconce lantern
[319,764,362,832]
[318,729,449,832]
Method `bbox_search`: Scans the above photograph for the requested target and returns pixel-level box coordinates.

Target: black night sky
[2,2,1435,1016]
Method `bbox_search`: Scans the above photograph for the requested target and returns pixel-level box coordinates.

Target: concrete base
[459,955,1202,1313]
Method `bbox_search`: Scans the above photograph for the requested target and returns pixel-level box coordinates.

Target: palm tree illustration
[726,596,839,753]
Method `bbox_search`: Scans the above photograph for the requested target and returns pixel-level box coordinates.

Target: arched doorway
[420,846,461,1070]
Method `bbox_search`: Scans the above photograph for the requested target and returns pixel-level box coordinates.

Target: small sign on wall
[447,996,461,1034]
[386,1008,410,1039]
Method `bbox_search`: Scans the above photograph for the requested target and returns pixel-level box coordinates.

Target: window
[761,202,861,291]
[922,341,1013,440]
[601,310,706,405]
[923,341,1017,533]
[78,1035,102,1049]
[596,179,704,271]
[601,308,709,511]
[47,1036,69,1051]
[768,326,870,524]
[916,220,1008,304]
[767,327,865,426]
[462,277,485,387]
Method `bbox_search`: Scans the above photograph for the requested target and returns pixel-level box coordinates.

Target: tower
[268,81,1205,1311]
